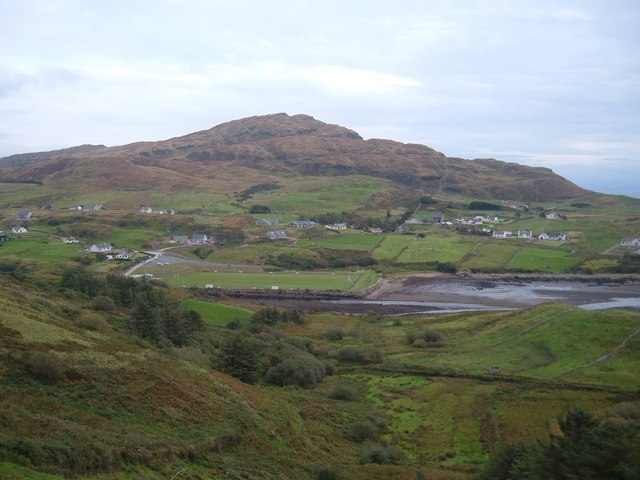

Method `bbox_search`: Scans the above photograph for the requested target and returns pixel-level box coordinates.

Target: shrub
[76,312,112,332]
[336,347,383,364]
[348,420,380,443]
[407,329,445,348]
[25,352,64,384]
[330,384,358,401]
[249,204,271,214]
[359,443,401,464]
[265,354,327,387]
[90,295,116,312]
[312,464,340,480]
[324,328,345,341]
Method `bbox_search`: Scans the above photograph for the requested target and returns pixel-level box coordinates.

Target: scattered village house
[171,235,189,243]
[288,220,316,228]
[517,230,533,239]
[115,252,131,260]
[0,232,9,242]
[620,237,640,247]
[492,230,513,238]
[395,225,413,234]
[61,236,79,244]
[16,210,33,220]
[538,233,567,241]
[82,204,103,212]
[325,223,347,230]
[265,230,287,239]
[256,218,280,226]
[545,212,563,220]
[138,206,153,214]
[369,227,383,234]
[88,243,112,253]
[428,212,445,223]
[11,226,28,234]
[191,233,209,244]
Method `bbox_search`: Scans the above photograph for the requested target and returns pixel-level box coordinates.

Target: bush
[76,312,112,332]
[324,328,345,341]
[265,354,327,387]
[90,295,116,312]
[330,384,358,401]
[406,329,445,348]
[25,352,64,384]
[348,420,380,443]
[312,464,340,480]
[249,204,271,214]
[336,347,383,364]
[359,443,401,464]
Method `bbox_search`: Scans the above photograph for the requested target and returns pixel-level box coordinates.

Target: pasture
[160,269,377,291]
[181,298,254,326]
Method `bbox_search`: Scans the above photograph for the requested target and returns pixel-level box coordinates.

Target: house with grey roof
[172,235,189,243]
[265,230,287,239]
[288,220,316,228]
[256,218,280,226]
[620,237,640,247]
[88,243,112,253]
[191,233,209,244]
[538,233,566,241]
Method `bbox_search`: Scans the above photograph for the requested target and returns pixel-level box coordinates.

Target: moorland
[0,113,639,479]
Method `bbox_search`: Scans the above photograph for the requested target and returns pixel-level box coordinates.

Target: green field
[506,246,578,272]
[459,242,521,269]
[182,298,254,326]
[396,235,478,264]
[162,269,377,291]
[296,231,382,251]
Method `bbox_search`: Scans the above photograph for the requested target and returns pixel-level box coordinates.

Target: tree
[216,333,260,384]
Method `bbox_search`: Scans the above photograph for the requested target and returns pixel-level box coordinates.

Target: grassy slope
[1,274,638,478]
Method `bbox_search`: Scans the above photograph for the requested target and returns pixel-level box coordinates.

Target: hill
[0,113,589,202]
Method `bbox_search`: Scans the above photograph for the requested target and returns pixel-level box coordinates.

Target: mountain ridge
[0,113,589,202]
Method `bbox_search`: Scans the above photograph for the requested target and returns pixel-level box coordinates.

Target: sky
[1,0,639,197]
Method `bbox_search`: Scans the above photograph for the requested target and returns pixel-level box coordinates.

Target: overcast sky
[1,1,639,197]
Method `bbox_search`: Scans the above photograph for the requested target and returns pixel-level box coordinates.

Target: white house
[11,226,27,234]
[492,231,513,238]
[138,206,153,214]
[620,237,640,247]
[16,211,33,220]
[325,223,347,230]
[256,218,280,226]
[538,233,566,241]
[115,252,131,260]
[265,230,287,239]
[88,243,112,253]
[369,227,383,234]
[517,230,533,239]
[288,220,316,228]
[545,212,562,220]
[83,204,103,212]
[171,235,189,243]
[191,233,208,244]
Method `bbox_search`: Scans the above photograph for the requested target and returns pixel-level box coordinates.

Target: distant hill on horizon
[0,113,590,202]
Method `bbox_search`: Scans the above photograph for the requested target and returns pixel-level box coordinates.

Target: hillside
[1,271,638,479]
[0,113,589,202]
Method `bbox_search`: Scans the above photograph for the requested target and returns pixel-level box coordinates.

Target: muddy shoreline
[215,273,640,315]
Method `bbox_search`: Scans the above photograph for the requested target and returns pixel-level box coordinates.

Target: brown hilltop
[0,113,589,201]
